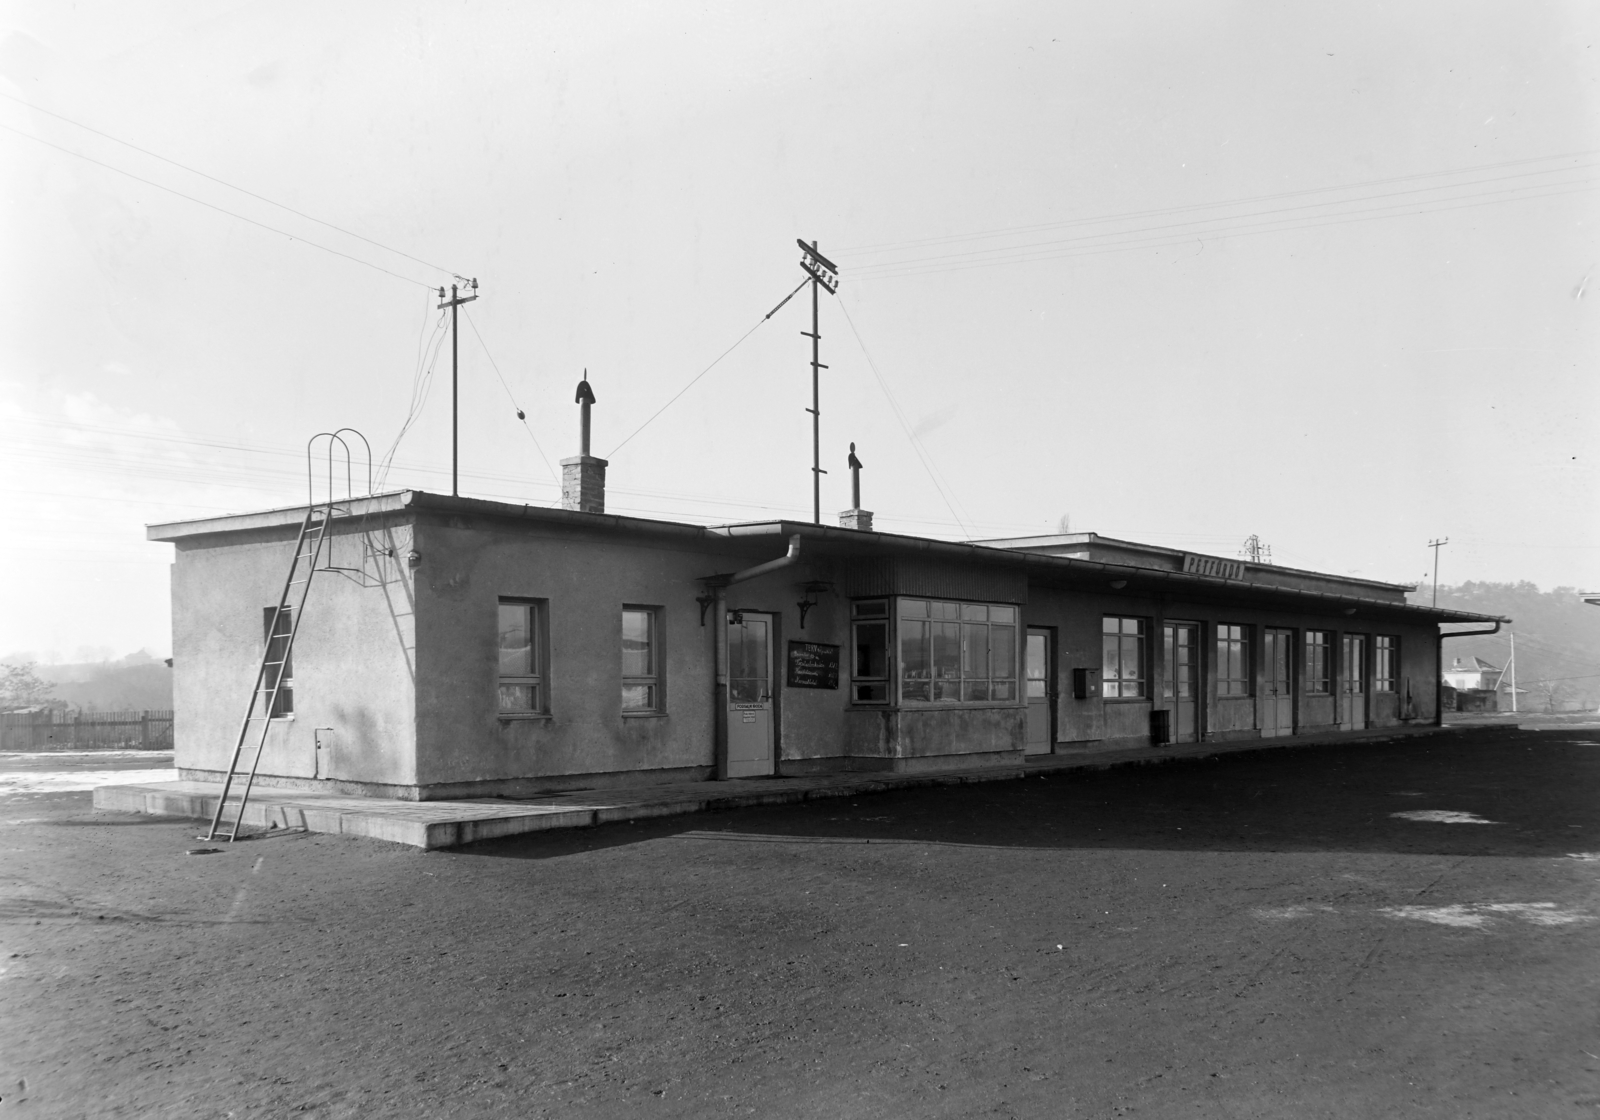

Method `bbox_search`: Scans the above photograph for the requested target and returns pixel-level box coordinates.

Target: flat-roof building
[149,490,1500,801]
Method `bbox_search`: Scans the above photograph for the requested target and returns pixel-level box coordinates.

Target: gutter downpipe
[1437,620,1503,726]
[710,535,803,779]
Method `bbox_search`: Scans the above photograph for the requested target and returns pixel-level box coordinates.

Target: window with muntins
[1305,630,1332,695]
[497,599,546,714]
[262,607,294,718]
[621,608,662,712]
[1374,636,1397,692]
[1101,616,1146,699]
[899,599,1017,703]
[851,600,890,703]
[1217,624,1251,696]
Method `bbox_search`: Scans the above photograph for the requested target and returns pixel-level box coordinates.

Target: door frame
[1162,620,1203,744]
[1261,627,1297,738]
[718,607,779,778]
[1024,625,1057,754]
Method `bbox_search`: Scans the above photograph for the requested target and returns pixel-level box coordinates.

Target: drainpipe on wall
[1437,620,1503,726]
[708,534,803,779]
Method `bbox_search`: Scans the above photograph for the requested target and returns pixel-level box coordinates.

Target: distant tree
[0,662,55,711]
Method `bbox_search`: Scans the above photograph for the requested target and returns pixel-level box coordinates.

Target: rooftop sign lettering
[1183,554,1246,581]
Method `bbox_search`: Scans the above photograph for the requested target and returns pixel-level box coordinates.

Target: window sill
[498,712,552,722]
[893,701,1024,711]
[621,711,668,719]
[1101,697,1152,704]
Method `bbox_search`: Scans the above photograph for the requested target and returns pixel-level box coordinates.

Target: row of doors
[1025,624,1373,753]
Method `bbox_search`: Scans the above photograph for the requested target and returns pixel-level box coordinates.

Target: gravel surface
[2,728,1597,1118]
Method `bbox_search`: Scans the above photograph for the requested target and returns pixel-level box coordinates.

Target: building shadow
[454,729,1600,863]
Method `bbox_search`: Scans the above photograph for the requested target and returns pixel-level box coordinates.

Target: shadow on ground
[456,727,1600,863]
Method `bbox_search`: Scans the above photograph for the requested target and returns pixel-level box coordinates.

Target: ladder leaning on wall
[203,429,370,843]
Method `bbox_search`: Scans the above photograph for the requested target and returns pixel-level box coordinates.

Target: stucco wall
[171,519,418,790]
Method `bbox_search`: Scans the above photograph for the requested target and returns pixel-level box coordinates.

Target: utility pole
[798,240,839,524]
[1427,537,1449,607]
[1508,631,1517,714]
[438,278,480,496]
[1242,534,1271,564]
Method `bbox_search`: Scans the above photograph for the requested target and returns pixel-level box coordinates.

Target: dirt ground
[2,727,1599,1119]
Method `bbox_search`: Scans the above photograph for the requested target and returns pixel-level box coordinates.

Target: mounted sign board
[786,641,840,690]
[1182,554,1246,581]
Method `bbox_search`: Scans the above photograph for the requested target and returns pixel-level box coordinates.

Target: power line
[461,307,558,486]
[847,175,1600,282]
[839,147,1600,255]
[606,278,808,459]
[0,123,434,289]
[0,90,461,278]
[835,293,972,537]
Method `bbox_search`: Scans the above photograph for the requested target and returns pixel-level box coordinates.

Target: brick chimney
[561,375,607,514]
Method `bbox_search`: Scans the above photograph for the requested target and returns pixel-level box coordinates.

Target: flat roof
[147,491,1506,627]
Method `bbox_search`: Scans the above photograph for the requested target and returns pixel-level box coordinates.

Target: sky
[2,0,1597,661]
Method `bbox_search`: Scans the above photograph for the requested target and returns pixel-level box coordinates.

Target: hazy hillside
[24,651,173,711]
[1408,582,1600,709]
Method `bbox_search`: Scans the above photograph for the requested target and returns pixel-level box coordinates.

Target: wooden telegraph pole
[798,241,839,524]
[438,279,480,496]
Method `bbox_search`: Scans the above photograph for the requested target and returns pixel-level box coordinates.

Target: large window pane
[961,622,990,680]
[498,603,533,676]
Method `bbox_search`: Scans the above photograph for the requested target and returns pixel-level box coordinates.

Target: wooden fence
[0,709,174,751]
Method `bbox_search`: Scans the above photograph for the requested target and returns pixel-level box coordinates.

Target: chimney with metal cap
[561,372,607,514]
[838,441,873,531]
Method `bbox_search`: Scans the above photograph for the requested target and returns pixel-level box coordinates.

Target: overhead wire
[839,147,1600,256]
[847,174,1600,281]
[0,90,461,278]
[606,277,809,459]
[0,123,435,289]
[461,306,558,486]
[835,293,972,538]
[376,297,451,488]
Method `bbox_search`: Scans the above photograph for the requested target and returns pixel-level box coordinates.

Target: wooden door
[727,613,775,777]
[1162,623,1200,743]
[1262,628,1295,737]
[1024,628,1052,755]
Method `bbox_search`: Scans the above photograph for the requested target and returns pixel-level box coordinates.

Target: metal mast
[798,241,838,524]
[1428,537,1449,606]
[438,278,480,496]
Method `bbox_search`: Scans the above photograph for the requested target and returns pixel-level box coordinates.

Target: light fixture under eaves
[1109,580,1128,590]
[1342,607,1357,616]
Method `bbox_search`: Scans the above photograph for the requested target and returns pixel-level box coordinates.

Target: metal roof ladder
[202,428,371,843]
[203,504,332,842]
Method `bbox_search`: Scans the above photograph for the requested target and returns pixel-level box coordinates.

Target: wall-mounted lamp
[406,549,422,568]
[1341,607,1357,616]
[795,581,834,630]
[1109,580,1128,590]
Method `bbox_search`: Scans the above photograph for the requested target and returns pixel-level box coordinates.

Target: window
[1305,630,1332,695]
[621,607,662,712]
[262,607,294,718]
[1101,616,1147,698]
[497,599,546,714]
[1374,636,1397,693]
[899,599,1017,703]
[1217,624,1251,696]
[851,600,890,703]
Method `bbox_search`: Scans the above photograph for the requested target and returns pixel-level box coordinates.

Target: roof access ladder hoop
[203,429,370,843]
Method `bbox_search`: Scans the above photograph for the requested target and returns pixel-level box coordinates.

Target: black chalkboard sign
[786,641,840,690]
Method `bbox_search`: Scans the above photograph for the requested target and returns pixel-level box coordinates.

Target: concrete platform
[93,724,1447,849]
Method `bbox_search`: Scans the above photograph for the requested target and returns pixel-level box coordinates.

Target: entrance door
[1161,623,1200,743]
[727,612,775,778]
[1340,634,1367,730]
[1024,628,1053,755]
[1262,628,1294,737]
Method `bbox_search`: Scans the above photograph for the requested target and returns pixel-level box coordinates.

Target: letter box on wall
[1072,667,1101,699]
